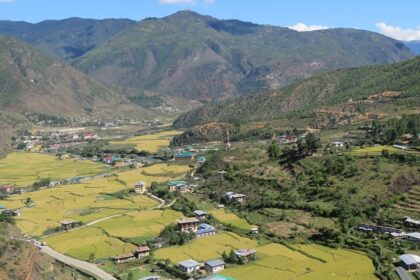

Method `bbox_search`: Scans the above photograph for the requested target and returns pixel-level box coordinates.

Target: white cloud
[159,0,195,4]
[289,22,329,32]
[288,22,329,32]
[376,22,420,41]
[203,0,215,7]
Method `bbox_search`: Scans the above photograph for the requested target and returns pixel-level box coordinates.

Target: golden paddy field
[2,163,190,236]
[223,243,377,280]
[43,209,184,260]
[154,232,376,280]
[0,152,109,187]
[109,130,183,153]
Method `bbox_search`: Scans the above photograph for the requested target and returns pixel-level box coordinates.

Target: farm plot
[0,152,109,187]
[154,232,258,263]
[42,209,184,260]
[2,163,190,236]
[42,227,136,260]
[2,177,158,236]
[223,243,376,280]
[210,209,252,230]
[108,130,182,153]
[94,209,184,242]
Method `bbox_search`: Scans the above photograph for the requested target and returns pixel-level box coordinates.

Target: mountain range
[173,56,420,128]
[0,18,136,61]
[0,11,414,103]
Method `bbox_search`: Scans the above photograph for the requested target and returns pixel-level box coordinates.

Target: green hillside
[173,56,420,128]
[0,18,136,61]
[74,10,413,102]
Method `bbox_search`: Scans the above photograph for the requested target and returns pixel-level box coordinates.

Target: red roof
[0,185,13,190]
[135,246,151,253]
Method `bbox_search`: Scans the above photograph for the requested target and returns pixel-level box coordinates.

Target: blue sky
[1,0,420,40]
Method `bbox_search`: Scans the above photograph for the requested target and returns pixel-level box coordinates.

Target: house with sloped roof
[177,217,200,232]
[111,253,136,264]
[234,249,257,263]
[134,246,151,258]
[174,151,194,160]
[405,232,420,243]
[204,259,225,273]
[178,259,200,273]
[196,223,216,238]
[399,254,420,271]
[194,210,207,220]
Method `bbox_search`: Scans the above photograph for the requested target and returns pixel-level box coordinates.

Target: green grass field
[0,152,109,187]
[210,209,252,230]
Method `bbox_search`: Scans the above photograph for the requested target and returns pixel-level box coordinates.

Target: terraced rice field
[2,163,190,236]
[223,243,376,280]
[210,209,252,230]
[154,232,258,262]
[108,130,182,153]
[392,186,420,219]
[43,209,184,260]
[351,145,402,155]
[94,209,184,240]
[42,227,136,260]
[0,152,109,187]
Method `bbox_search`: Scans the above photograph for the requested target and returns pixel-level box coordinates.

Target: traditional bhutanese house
[224,192,246,204]
[404,217,420,228]
[174,151,194,161]
[177,217,200,233]
[196,223,216,238]
[197,156,206,163]
[204,259,225,273]
[60,220,79,231]
[234,249,257,262]
[399,254,420,271]
[168,180,187,192]
[134,246,151,258]
[200,275,236,280]
[111,253,136,264]
[404,232,420,243]
[0,185,14,194]
[135,181,146,194]
[194,210,207,220]
[178,259,200,274]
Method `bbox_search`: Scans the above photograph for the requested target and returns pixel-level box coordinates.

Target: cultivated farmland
[154,232,258,262]
[222,243,376,280]
[108,130,182,153]
[0,152,109,187]
[2,163,190,236]
[42,227,137,260]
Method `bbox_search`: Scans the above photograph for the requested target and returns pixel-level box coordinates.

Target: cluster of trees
[222,249,256,264]
[267,133,321,162]
[32,178,50,189]
[370,114,419,145]
[159,224,195,246]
